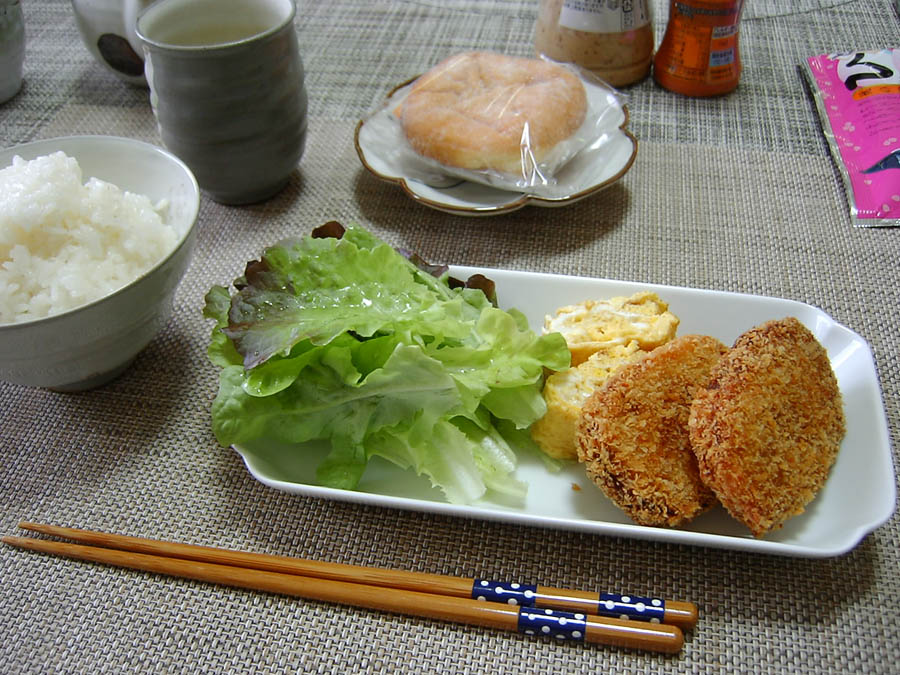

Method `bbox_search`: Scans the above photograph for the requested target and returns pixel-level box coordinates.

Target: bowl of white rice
[0,135,200,390]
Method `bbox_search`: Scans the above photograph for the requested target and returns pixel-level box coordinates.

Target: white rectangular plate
[234,267,896,557]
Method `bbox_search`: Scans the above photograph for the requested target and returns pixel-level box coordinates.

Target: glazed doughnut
[397,51,588,174]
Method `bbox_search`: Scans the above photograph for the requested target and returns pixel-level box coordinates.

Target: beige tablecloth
[2,1,898,672]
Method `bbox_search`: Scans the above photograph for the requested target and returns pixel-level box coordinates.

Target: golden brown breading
[576,335,727,527]
[688,317,846,538]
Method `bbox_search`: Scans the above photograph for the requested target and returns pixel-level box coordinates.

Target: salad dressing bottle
[534,0,654,87]
[653,0,745,96]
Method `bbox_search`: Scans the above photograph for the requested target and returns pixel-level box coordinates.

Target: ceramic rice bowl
[0,135,200,391]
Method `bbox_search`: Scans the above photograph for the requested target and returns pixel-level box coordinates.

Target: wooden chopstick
[15,522,697,630]
[3,533,683,655]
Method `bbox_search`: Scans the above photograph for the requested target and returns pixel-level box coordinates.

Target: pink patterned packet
[803,49,900,227]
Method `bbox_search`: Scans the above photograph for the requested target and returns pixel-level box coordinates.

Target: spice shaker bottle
[534,0,654,87]
[653,0,744,96]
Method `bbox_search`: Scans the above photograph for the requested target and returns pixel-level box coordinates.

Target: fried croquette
[544,291,680,367]
[531,342,645,460]
[576,335,727,527]
[688,317,846,538]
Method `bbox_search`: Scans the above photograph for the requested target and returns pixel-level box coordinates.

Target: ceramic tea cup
[135,0,308,204]
[71,0,153,86]
[0,0,25,102]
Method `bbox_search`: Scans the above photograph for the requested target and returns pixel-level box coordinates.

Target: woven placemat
[2,1,897,673]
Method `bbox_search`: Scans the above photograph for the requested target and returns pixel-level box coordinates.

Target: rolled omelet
[544,291,679,367]
[531,291,680,460]
[530,342,644,460]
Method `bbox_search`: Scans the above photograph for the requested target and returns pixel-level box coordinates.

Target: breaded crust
[576,335,727,527]
[688,317,845,538]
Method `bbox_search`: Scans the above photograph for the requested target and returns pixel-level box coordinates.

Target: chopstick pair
[4,522,695,654]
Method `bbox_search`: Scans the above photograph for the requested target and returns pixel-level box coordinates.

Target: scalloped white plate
[354,78,637,216]
[234,267,896,557]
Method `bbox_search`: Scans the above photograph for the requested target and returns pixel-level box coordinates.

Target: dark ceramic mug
[0,0,25,102]
[136,0,308,204]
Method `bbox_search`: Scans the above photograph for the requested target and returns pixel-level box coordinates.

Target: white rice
[0,151,178,324]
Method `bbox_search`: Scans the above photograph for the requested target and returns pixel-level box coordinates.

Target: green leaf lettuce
[203,224,569,504]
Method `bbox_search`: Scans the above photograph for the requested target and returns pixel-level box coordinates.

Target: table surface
[2,1,899,672]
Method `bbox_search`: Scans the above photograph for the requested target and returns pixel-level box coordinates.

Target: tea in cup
[136,0,307,204]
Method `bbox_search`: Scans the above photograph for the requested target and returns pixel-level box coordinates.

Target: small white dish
[0,135,200,390]
[355,78,638,216]
[234,267,896,558]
